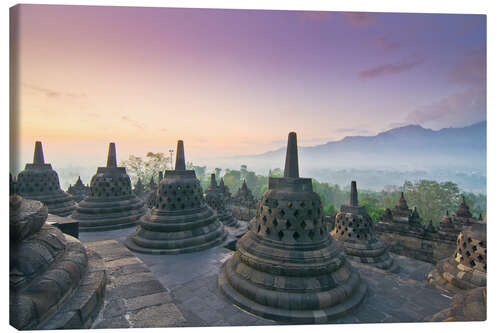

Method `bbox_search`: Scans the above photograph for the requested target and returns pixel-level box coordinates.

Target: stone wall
[375,222,457,264]
[231,205,256,222]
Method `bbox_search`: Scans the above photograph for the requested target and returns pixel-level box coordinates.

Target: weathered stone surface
[46,213,79,238]
[331,181,398,272]
[426,287,486,322]
[67,176,90,203]
[10,192,106,330]
[205,173,239,228]
[85,239,187,329]
[218,132,367,323]
[72,143,146,232]
[125,140,227,254]
[16,141,76,217]
[428,223,486,293]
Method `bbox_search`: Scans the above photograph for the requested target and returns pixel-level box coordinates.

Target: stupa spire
[283,132,299,178]
[106,143,117,168]
[210,173,217,188]
[350,181,358,206]
[33,141,45,164]
[175,140,186,171]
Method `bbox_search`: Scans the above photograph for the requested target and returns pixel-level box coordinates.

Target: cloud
[335,128,373,135]
[358,57,425,80]
[448,49,486,88]
[344,12,377,27]
[121,116,145,130]
[22,83,87,99]
[374,36,401,51]
[403,87,486,128]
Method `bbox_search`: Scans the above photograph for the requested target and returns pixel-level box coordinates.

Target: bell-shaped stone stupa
[17,141,76,216]
[125,140,227,254]
[67,176,90,203]
[205,174,239,227]
[218,132,367,323]
[427,223,486,293]
[72,143,145,232]
[10,187,106,329]
[331,181,398,272]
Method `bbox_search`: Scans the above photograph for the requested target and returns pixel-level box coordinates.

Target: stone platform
[80,223,454,327]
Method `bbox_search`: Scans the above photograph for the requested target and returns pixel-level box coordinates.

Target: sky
[11,4,486,173]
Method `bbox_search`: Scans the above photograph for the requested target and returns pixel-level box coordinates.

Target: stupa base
[79,219,139,232]
[218,261,367,324]
[427,258,486,293]
[39,247,107,329]
[124,229,227,255]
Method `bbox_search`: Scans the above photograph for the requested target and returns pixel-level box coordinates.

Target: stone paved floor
[81,223,453,327]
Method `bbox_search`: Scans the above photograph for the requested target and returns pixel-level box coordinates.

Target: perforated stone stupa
[133,178,147,200]
[125,140,227,254]
[218,132,367,323]
[453,196,482,229]
[72,143,145,232]
[10,189,106,329]
[427,223,486,293]
[67,176,90,203]
[332,181,398,272]
[205,174,238,227]
[17,141,76,216]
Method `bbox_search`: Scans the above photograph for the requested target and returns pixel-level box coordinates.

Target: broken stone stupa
[72,143,145,232]
[205,174,239,227]
[331,181,398,272]
[67,176,90,203]
[218,132,367,323]
[427,223,486,293]
[17,141,76,216]
[125,140,227,254]
[10,180,106,329]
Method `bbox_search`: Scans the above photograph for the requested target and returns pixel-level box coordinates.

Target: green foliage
[359,193,385,222]
[119,152,170,185]
[222,170,242,195]
[403,180,461,225]
[462,192,486,219]
[323,203,337,216]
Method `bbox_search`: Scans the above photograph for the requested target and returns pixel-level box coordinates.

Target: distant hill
[224,121,486,172]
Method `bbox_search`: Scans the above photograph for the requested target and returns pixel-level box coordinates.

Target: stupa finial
[283,132,299,178]
[210,173,217,188]
[350,181,358,206]
[106,142,117,168]
[33,141,45,164]
[175,140,186,171]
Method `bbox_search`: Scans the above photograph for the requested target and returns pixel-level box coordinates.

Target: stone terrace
[81,224,453,327]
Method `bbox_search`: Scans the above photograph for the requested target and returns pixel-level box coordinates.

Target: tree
[403,180,461,225]
[120,152,170,185]
[359,193,384,222]
[222,170,242,195]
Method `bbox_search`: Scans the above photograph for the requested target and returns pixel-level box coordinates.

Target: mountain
[222,121,486,173]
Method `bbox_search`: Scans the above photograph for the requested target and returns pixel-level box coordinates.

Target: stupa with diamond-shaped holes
[331,181,398,272]
[17,141,76,216]
[71,143,145,231]
[218,132,367,323]
[125,140,227,254]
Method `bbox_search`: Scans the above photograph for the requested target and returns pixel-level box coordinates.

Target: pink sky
[10,5,486,173]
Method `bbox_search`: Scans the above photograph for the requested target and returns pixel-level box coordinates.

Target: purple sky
[13,5,486,168]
